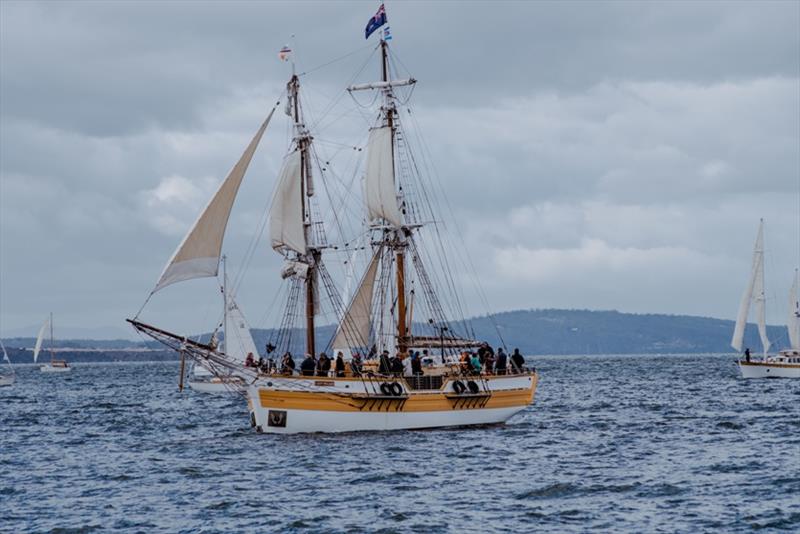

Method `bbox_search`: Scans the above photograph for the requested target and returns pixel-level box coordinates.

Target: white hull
[188,378,244,394]
[0,374,14,387]
[250,402,526,434]
[247,373,537,434]
[40,364,71,373]
[738,361,800,378]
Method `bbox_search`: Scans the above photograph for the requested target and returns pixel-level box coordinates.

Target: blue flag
[365,4,387,39]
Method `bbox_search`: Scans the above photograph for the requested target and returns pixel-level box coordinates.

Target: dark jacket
[511,350,525,371]
[379,354,391,374]
[390,356,404,375]
[317,355,331,376]
[495,351,507,372]
[300,356,316,376]
[335,356,346,377]
[411,356,423,375]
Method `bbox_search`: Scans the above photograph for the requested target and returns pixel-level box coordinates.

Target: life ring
[452,380,466,394]
[380,383,393,396]
[467,380,480,394]
[390,382,403,396]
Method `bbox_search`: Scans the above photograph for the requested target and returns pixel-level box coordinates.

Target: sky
[1,1,799,338]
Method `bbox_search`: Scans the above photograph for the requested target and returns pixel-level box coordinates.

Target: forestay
[153,109,275,292]
[268,150,306,254]
[364,126,402,227]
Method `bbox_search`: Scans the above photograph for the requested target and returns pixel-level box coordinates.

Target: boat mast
[381,39,408,356]
[49,311,54,362]
[288,73,317,357]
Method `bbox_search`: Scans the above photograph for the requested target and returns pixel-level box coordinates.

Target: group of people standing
[245,343,528,378]
[459,344,526,375]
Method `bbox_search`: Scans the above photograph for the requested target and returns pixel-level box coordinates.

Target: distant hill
[2,309,789,361]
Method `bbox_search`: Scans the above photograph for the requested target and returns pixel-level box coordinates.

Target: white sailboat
[0,339,14,387]
[733,221,800,378]
[188,283,260,393]
[35,313,71,373]
[129,8,538,433]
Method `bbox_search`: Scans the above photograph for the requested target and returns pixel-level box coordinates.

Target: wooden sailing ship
[130,28,538,432]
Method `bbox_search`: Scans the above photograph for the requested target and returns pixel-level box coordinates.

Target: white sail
[788,270,800,350]
[153,110,275,292]
[364,126,403,227]
[731,220,770,354]
[224,295,259,364]
[268,149,306,254]
[33,316,49,364]
[1,339,9,364]
[332,251,380,351]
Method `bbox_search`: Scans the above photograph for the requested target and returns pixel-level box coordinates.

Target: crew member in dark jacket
[350,353,363,376]
[300,354,316,376]
[335,352,346,377]
[379,350,391,374]
[511,348,525,372]
[390,354,404,376]
[495,348,507,375]
[411,352,423,375]
[317,352,331,377]
[281,352,295,375]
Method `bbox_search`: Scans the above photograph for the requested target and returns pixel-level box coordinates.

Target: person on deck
[379,350,391,375]
[350,353,363,376]
[317,352,331,377]
[469,353,482,374]
[495,348,507,375]
[411,351,423,375]
[300,354,316,376]
[335,352,346,377]
[745,348,751,362]
[245,352,255,368]
[390,354,404,376]
[511,348,525,373]
[460,352,471,374]
[484,350,495,375]
[281,352,295,375]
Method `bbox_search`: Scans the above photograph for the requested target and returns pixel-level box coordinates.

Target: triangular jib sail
[154,109,276,292]
[224,294,259,364]
[731,220,771,355]
[33,316,49,364]
[788,270,800,350]
[332,250,381,351]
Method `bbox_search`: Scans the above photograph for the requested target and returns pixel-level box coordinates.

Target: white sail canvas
[788,271,800,350]
[154,110,275,292]
[332,251,380,351]
[269,150,307,255]
[33,316,49,364]
[364,126,402,227]
[224,295,259,364]
[731,220,770,354]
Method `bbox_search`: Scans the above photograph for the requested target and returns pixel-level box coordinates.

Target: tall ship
[129,9,538,432]
[732,220,800,378]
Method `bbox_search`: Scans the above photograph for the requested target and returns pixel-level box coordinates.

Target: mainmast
[288,74,318,357]
[380,39,408,356]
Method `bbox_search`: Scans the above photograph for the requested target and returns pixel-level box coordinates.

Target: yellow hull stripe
[258,377,538,413]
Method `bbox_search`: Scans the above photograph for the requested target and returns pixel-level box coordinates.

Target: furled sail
[268,150,306,254]
[153,109,275,292]
[731,220,770,354]
[224,295,259,364]
[332,251,380,351]
[33,316,49,364]
[788,270,800,350]
[364,126,403,227]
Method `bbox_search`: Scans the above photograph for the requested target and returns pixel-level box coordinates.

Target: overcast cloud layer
[1,1,799,338]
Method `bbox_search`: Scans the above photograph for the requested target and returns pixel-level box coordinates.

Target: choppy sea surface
[1,354,799,533]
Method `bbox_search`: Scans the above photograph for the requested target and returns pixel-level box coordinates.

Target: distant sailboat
[35,313,71,373]
[733,221,800,378]
[0,339,14,387]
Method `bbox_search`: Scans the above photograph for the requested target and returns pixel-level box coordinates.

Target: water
[1,354,798,533]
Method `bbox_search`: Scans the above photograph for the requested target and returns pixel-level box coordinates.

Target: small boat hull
[248,373,537,434]
[188,378,244,394]
[738,360,800,378]
[0,374,14,387]
[40,364,71,373]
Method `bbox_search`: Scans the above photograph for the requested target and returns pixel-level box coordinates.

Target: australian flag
[365,4,387,39]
